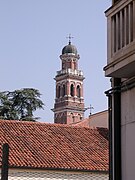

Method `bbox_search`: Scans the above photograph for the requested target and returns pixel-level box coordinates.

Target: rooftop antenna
[66,34,74,44]
[85,104,94,116]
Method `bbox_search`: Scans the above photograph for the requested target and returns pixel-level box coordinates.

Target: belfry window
[57,86,61,98]
[78,114,82,121]
[70,84,74,97]
[62,84,66,97]
[71,113,75,123]
[77,85,81,98]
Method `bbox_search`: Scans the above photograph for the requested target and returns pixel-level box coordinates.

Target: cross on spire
[66,34,74,44]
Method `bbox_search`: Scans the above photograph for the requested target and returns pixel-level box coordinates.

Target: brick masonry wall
[0,169,109,180]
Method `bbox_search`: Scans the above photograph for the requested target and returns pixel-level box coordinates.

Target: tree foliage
[0,88,44,121]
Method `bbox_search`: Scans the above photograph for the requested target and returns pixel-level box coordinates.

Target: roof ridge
[0,119,98,130]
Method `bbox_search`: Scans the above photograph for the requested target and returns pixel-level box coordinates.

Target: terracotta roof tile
[0,120,108,172]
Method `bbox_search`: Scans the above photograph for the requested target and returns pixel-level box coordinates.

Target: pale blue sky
[0,0,111,123]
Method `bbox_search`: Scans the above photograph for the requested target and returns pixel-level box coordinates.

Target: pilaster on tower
[52,39,85,124]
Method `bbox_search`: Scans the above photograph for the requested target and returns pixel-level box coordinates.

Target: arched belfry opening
[52,36,85,124]
[70,84,74,97]
[77,85,81,98]
[62,84,66,97]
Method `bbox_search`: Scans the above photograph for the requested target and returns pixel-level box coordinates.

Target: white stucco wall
[0,169,108,180]
[121,87,135,180]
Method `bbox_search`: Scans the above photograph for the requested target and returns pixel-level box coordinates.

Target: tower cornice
[54,74,85,81]
[60,54,80,60]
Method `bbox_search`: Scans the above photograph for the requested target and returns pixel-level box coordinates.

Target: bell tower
[52,37,85,124]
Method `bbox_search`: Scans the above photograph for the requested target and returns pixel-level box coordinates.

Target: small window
[71,113,75,123]
[78,114,82,121]
[72,116,75,123]
[70,84,74,97]
[57,86,61,98]
[62,84,66,97]
[77,85,81,98]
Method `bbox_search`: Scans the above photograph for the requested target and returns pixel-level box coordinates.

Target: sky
[0,0,111,123]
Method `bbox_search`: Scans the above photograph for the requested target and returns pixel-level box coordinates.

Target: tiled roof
[0,120,108,172]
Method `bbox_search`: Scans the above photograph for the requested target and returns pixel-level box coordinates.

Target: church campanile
[52,37,85,124]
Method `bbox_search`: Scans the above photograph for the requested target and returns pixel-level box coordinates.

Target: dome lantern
[62,34,78,55]
[62,43,78,55]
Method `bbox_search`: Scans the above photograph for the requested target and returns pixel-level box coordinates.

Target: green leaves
[0,88,44,121]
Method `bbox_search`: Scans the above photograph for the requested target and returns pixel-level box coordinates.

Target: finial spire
[66,34,74,44]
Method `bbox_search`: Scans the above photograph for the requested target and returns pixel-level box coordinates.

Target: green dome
[62,42,77,55]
